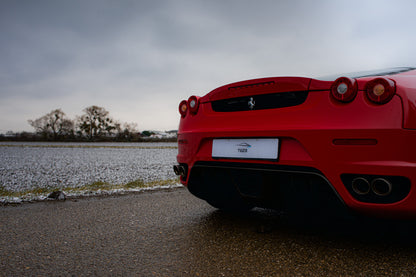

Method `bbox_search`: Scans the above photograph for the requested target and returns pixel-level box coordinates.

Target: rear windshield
[318,67,416,81]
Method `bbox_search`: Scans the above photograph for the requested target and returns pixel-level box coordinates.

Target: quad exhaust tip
[371,178,392,196]
[173,165,180,175]
[342,173,410,204]
[351,177,392,196]
[351,177,370,195]
[173,165,187,178]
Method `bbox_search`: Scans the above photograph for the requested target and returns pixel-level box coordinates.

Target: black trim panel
[211,91,308,112]
[188,161,347,213]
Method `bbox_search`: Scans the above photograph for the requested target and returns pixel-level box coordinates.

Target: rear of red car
[174,68,416,218]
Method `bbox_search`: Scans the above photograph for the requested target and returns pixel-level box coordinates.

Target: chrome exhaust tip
[178,165,186,178]
[173,165,180,176]
[371,178,392,196]
[352,177,370,195]
[173,165,187,178]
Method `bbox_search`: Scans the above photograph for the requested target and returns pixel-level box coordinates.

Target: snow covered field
[0,142,180,202]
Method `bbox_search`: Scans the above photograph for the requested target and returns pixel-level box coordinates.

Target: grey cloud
[1,0,416,132]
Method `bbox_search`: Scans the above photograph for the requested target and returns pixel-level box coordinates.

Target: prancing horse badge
[248,97,255,110]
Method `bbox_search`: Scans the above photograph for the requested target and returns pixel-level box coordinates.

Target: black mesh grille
[211,91,308,112]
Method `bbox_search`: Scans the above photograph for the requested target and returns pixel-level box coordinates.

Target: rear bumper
[176,92,416,217]
[177,128,416,217]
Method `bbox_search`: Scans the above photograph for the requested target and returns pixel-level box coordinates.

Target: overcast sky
[1,0,415,133]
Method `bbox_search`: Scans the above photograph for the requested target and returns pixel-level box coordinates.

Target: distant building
[149,131,177,139]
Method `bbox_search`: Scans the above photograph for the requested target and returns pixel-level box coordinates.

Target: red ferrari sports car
[174,67,416,218]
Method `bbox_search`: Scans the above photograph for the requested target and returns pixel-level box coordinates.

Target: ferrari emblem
[248,97,255,110]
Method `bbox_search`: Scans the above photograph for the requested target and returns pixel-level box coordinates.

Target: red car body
[174,68,416,218]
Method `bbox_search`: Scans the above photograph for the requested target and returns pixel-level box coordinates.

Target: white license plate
[212,138,279,160]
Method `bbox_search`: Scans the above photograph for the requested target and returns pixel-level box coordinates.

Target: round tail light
[188,96,200,114]
[331,77,358,103]
[179,100,188,117]
[365,77,396,104]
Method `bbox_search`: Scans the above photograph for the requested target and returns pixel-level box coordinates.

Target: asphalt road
[2,188,416,276]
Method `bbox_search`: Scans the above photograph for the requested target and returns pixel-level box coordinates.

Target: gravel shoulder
[0,143,177,193]
[2,189,416,276]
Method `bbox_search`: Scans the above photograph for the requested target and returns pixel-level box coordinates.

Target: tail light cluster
[365,78,396,104]
[179,96,200,117]
[331,77,396,104]
[331,77,357,102]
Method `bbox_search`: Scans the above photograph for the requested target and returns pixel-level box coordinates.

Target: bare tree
[117,122,139,141]
[78,106,116,139]
[28,109,74,139]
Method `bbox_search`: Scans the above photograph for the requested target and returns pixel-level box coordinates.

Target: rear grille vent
[228,81,275,91]
[211,91,308,112]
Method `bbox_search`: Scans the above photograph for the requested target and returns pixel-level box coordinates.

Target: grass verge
[0,144,177,149]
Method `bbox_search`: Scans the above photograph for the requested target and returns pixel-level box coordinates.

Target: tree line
[1,105,176,142]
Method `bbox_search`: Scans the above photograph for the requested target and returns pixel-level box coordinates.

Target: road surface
[1,188,416,276]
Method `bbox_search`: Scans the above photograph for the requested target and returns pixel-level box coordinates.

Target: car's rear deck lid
[204,77,312,102]
[201,77,312,112]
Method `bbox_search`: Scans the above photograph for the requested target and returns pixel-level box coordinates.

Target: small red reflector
[178,139,188,144]
[333,139,378,146]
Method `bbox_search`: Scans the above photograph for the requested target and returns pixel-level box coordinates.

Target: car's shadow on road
[179,206,416,275]
[199,207,416,248]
